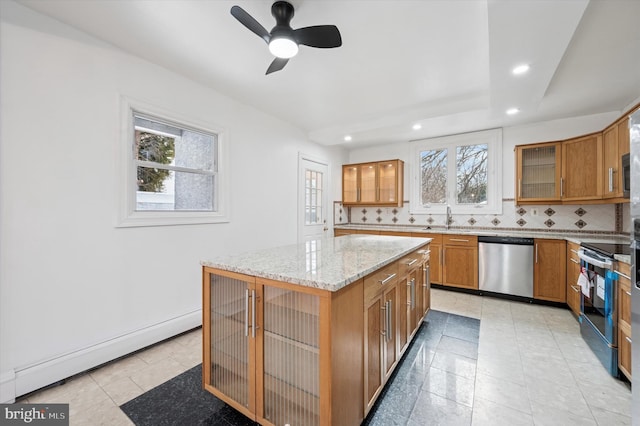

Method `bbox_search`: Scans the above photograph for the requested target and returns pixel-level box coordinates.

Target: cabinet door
[534,239,567,302]
[364,296,383,411]
[422,262,431,318]
[430,244,442,284]
[378,160,402,205]
[261,286,320,426]
[516,143,562,202]
[566,242,581,316]
[383,286,397,380]
[562,134,603,201]
[204,271,256,418]
[602,125,620,198]
[406,271,418,337]
[397,278,408,355]
[443,246,478,289]
[360,163,378,204]
[618,117,630,157]
[342,165,359,204]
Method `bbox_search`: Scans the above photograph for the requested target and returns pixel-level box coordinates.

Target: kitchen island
[202,235,431,426]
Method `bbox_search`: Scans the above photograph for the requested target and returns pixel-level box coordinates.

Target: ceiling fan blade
[294,25,342,48]
[266,57,289,75]
[231,5,271,43]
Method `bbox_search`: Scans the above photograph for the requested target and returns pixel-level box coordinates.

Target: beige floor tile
[530,401,597,426]
[473,372,532,414]
[70,398,134,426]
[89,355,149,387]
[129,357,188,392]
[526,374,592,418]
[476,352,525,385]
[589,405,632,426]
[101,377,144,405]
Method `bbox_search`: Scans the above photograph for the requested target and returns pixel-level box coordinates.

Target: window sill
[116,211,229,228]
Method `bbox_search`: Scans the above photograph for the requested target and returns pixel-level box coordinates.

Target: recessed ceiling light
[512,64,530,75]
[506,108,520,115]
[412,123,422,130]
[344,135,352,142]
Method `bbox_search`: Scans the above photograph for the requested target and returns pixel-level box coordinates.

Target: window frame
[117,96,229,227]
[409,128,502,215]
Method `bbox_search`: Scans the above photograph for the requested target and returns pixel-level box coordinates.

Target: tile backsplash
[334,200,628,234]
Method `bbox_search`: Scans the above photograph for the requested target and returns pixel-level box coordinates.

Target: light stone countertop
[202,235,431,292]
[615,254,631,265]
[334,224,630,245]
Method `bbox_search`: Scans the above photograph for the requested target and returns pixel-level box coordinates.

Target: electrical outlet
[531,208,538,216]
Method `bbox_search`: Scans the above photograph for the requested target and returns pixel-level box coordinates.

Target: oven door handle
[577,250,612,269]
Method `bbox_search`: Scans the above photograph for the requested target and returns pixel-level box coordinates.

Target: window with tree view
[134,114,217,211]
[412,129,501,214]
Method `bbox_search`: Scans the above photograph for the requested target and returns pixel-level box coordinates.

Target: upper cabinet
[515,133,604,205]
[516,142,562,202]
[342,160,404,206]
[562,133,602,201]
[603,117,629,199]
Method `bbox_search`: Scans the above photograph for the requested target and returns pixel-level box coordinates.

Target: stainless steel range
[578,241,630,377]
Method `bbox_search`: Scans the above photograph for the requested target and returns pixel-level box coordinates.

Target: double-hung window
[119,99,228,227]
[410,128,502,214]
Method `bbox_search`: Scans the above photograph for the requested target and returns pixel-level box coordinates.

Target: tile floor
[16,288,633,425]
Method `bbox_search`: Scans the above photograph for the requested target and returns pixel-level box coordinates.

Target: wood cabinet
[442,235,478,290]
[516,142,562,202]
[412,232,442,284]
[515,134,603,204]
[342,160,404,207]
[615,261,632,380]
[566,242,581,316]
[533,239,566,302]
[203,268,364,426]
[363,262,398,413]
[562,133,603,201]
[603,117,630,200]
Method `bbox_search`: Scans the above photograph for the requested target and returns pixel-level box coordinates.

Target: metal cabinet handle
[570,249,579,255]
[570,258,579,264]
[609,167,614,192]
[560,177,564,198]
[387,300,392,342]
[626,336,632,344]
[625,290,632,296]
[535,244,538,263]
[614,270,631,280]
[425,266,430,288]
[518,179,522,198]
[450,238,469,242]
[380,303,387,337]
[245,289,250,337]
[251,289,256,338]
[406,258,418,266]
[440,247,443,266]
[571,285,580,292]
[380,273,397,285]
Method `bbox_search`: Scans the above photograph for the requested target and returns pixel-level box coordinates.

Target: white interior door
[299,154,329,243]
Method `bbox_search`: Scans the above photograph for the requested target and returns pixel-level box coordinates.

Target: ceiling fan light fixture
[269,37,299,58]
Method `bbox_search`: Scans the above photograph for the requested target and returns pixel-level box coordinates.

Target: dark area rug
[120,364,257,426]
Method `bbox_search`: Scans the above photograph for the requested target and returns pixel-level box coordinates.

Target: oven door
[578,249,617,344]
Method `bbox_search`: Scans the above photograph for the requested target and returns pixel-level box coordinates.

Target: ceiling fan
[231,1,342,74]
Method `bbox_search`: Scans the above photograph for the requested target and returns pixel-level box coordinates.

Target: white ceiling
[17,0,640,148]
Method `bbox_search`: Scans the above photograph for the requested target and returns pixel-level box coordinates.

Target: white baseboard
[0,370,16,403]
[5,310,201,402]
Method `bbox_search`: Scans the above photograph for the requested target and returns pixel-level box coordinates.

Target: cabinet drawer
[411,232,442,244]
[443,234,477,246]
[364,262,399,304]
[398,250,423,276]
[617,266,632,328]
[619,324,632,380]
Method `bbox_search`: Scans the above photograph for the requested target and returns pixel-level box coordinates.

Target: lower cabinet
[442,235,478,290]
[566,242,581,316]
[616,261,632,380]
[203,268,365,426]
[411,232,442,284]
[534,239,567,302]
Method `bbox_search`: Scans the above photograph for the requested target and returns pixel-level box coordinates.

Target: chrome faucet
[446,205,452,230]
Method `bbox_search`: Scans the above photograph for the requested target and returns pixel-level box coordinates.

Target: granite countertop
[202,235,431,292]
[334,224,630,245]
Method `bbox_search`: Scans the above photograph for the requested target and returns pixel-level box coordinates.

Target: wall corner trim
[1,369,17,403]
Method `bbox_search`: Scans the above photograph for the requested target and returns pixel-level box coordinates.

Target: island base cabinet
[203,267,365,426]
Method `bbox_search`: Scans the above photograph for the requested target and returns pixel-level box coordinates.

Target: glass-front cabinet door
[516,143,562,203]
[378,161,398,204]
[204,270,257,418]
[342,165,359,204]
[360,163,378,204]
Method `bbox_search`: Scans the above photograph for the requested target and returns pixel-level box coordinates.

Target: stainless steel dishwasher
[478,236,534,298]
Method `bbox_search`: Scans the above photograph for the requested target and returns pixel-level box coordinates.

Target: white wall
[0,1,347,401]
